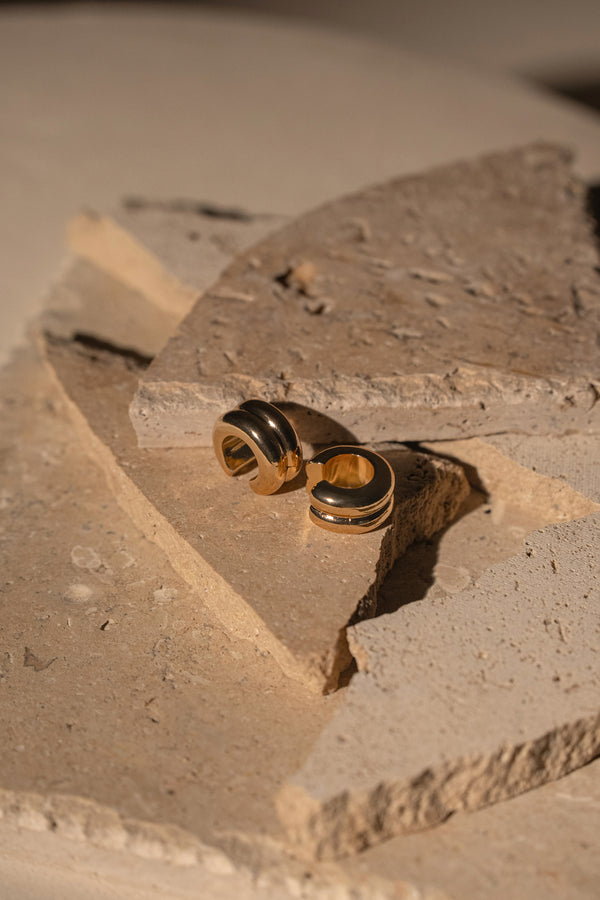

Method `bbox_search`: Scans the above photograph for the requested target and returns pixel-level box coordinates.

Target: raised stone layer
[129,145,600,448]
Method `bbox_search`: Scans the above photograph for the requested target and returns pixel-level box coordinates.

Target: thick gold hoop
[213,399,302,495]
[305,445,395,533]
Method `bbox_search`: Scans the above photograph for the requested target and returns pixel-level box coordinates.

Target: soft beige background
[1,4,600,365]
[218,0,600,80]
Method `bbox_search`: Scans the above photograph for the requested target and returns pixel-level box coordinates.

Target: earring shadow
[275,402,359,445]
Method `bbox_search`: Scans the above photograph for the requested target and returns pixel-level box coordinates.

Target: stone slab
[0,801,438,900]
[5,3,600,369]
[0,343,437,900]
[2,340,599,900]
[40,258,469,693]
[0,347,336,854]
[277,437,600,858]
[129,144,600,448]
[41,202,600,857]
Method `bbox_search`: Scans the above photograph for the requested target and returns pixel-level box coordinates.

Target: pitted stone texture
[130,144,600,448]
[277,438,600,859]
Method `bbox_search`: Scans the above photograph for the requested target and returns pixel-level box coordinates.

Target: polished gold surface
[212,399,303,494]
[306,445,395,533]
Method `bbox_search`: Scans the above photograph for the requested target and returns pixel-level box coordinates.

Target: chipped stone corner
[276,713,600,862]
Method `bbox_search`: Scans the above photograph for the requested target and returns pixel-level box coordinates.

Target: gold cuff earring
[213,401,394,532]
[305,445,395,533]
[212,399,302,495]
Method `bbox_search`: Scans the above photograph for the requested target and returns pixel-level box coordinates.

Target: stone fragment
[276,438,600,858]
[128,145,600,448]
[44,206,286,360]
[40,259,469,693]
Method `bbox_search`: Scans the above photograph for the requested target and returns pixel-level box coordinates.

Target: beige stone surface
[485,432,600,500]
[0,810,441,900]
[39,194,600,865]
[278,437,600,858]
[0,785,429,900]
[2,343,600,898]
[65,207,286,342]
[130,144,600,448]
[0,348,337,853]
[0,345,434,900]
[3,8,600,889]
[37,252,600,869]
[40,257,468,693]
[3,205,600,897]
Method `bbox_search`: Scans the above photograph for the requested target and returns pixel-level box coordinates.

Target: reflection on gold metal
[213,399,302,495]
[306,445,395,533]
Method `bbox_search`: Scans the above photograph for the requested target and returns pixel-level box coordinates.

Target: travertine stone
[277,438,600,858]
[0,347,337,857]
[3,345,446,900]
[129,145,600,448]
[32,188,600,877]
[7,209,600,898]
[69,206,285,324]
[40,260,469,693]
[3,329,599,900]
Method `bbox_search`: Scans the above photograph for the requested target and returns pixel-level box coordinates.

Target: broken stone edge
[277,711,600,861]
[0,785,233,871]
[131,370,600,449]
[0,786,431,899]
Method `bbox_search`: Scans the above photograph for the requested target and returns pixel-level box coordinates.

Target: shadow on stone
[346,448,475,631]
[376,488,485,617]
[276,402,359,445]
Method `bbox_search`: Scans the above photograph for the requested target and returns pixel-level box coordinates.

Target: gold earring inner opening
[222,436,256,474]
[321,453,375,489]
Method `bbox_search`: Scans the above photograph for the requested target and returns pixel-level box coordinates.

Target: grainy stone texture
[345,754,600,900]
[277,437,600,859]
[4,187,600,896]
[0,348,337,851]
[1,345,443,900]
[129,144,600,448]
[40,259,469,694]
[3,343,599,900]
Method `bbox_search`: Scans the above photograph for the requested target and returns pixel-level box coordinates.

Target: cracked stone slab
[9,211,600,896]
[128,144,600,448]
[277,438,600,858]
[0,348,341,856]
[39,258,469,693]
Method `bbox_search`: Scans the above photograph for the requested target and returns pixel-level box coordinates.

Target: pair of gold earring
[213,399,394,534]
